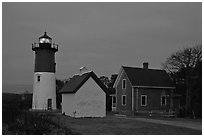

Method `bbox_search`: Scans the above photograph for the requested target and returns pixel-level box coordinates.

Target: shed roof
[59,71,108,94]
[122,66,175,88]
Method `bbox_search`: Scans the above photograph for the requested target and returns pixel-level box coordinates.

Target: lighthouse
[32,32,58,110]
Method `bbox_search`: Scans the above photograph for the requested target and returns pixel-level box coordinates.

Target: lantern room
[32,32,58,52]
[39,32,52,44]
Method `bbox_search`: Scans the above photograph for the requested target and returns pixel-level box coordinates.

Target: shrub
[3,111,73,135]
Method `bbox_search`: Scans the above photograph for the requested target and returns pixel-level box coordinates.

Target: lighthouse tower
[32,32,58,110]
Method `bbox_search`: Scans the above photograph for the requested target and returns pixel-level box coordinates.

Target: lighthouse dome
[39,32,52,44]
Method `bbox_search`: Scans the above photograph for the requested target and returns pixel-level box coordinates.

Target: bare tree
[163,45,201,73]
[162,44,202,117]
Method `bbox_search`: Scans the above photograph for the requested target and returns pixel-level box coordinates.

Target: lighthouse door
[47,99,52,110]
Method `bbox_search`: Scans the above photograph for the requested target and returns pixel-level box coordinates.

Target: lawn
[130,114,202,123]
[52,115,201,135]
[2,93,73,135]
[2,93,201,135]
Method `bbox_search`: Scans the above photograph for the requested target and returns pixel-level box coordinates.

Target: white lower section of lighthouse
[32,72,56,110]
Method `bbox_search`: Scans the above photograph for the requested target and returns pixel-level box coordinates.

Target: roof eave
[132,86,176,89]
[113,67,123,88]
[60,91,75,94]
[90,72,108,94]
[113,66,133,88]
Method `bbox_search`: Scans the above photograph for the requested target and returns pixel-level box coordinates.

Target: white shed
[60,71,107,118]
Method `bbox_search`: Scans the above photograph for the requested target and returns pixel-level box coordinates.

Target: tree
[99,76,110,88]
[56,79,65,109]
[107,74,118,89]
[190,60,202,118]
[162,44,202,117]
[99,76,112,111]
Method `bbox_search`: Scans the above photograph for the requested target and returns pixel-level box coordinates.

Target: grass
[2,93,201,135]
[2,93,74,135]
[51,115,202,135]
[130,114,202,123]
[2,110,76,135]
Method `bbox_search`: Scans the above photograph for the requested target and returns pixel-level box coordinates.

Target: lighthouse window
[37,75,40,82]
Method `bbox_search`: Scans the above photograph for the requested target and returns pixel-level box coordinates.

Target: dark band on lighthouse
[32,32,58,72]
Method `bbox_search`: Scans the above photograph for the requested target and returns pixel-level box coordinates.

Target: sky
[2,2,202,86]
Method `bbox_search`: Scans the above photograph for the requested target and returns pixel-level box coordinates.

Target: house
[59,71,107,118]
[112,63,176,115]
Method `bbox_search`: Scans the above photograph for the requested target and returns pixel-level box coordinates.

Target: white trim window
[122,79,126,89]
[112,96,116,108]
[141,95,147,106]
[161,95,166,106]
[122,95,126,106]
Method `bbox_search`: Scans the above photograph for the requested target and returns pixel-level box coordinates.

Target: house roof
[122,66,175,88]
[59,71,108,94]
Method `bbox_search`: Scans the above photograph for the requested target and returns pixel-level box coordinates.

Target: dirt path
[117,117,202,131]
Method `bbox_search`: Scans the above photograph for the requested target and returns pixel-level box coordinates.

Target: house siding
[74,77,106,117]
[116,70,132,114]
[134,87,172,113]
[62,94,75,117]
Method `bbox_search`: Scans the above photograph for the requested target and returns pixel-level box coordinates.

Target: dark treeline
[163,44,202,118]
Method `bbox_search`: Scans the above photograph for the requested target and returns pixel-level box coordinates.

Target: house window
[141,95,147,106]
[112,96,116,107]
[122,95,126,106]
[161,95,166,106]
[122,79,126,89]
[37,75,40,82]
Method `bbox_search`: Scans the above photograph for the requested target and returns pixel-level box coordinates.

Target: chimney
[143,62,148,69]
